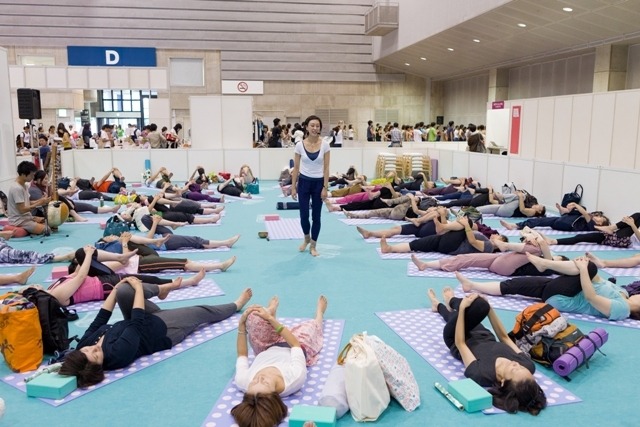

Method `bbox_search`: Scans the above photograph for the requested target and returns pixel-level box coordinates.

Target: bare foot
[299,235,311,252]
[267,295,279,316]
[310,241,319,257]
[500,219,518,230]
[212,206,225,214]
[427,289,440,312]
[158,277,182,300]
[171,222,187,230]
[315,295,328,321]
[411,254,427,271]
[0,230,15,240]
[442,287,455,310]
[585,252,605,268]
[111,205,121,213]
[406,217,421,227]
[455,271,474,292]
[219,195,225,203]
[224,234,241,248]
[356,226,371,239]
[153,234,171,247]
[219,256,237,272]
[380,237,391,253]
[182,268,206,286]
[118,249,138,263]
[16,266,36,285]
[74,216,88,223]
[235,288,253,310]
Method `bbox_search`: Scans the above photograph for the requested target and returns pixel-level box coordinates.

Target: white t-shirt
[294,140,330,178]
[100,130,112,148]
[235,347,307,397]
[413,129,423,142]
[293,130,304,144]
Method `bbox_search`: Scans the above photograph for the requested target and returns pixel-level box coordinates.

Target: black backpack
[21,288,78,354]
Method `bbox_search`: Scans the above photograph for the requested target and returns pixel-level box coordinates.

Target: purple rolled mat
[552,328,608,377]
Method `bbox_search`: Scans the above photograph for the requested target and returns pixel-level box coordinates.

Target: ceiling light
[563,7,573,12]
[447,48,454,51]
[473,39,480,43]
[404,62,410,66]
[420,57,427,60]
[517,23,527,28]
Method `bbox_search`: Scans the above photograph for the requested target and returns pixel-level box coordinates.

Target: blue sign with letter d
[67,46,156,67]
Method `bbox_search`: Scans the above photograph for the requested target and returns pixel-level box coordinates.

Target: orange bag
[0,292,43,372]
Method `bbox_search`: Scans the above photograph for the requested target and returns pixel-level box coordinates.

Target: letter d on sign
[105,50,120,65]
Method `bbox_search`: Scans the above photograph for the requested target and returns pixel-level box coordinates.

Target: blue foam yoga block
[289,405,337,427]
[26,373,77,400]
[447,378,492,413]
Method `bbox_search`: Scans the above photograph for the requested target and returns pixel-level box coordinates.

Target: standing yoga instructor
[291,115,330,257]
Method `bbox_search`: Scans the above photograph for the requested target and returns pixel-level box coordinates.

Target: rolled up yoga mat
[552,328,608,377]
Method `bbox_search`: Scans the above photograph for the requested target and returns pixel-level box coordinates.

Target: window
[19,55,55,66]
[374,109,399,124]
[315,109,349,136]
[169,58,204,87]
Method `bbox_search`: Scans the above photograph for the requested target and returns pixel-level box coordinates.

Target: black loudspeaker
[17,88,42,120]
[436,116,444,125]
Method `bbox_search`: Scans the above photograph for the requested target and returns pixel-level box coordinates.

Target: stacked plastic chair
[401,153,431,180]
[375,152,403,178]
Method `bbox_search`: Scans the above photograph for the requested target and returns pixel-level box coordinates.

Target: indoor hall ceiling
[375,0,640,80]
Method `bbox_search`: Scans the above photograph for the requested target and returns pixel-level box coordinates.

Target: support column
[430,80,444,122]
[488,68,509,101]
[593,44,628,92]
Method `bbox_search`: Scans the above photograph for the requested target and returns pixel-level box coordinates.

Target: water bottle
[99,196,104,207]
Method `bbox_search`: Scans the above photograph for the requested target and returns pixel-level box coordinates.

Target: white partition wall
[149,98,171,131]
[221,97,253,149]
[190,96,223,149]
[0,48,16,193]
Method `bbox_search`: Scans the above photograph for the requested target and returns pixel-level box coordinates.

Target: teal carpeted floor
[0,182,637,426]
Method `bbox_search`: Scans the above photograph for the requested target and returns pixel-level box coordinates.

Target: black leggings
[78,190,112,201]
[408,219,472,253]
[443,192,490,208]
[499,261,598,301]
[439,296,493,355]
[394,178,423,192]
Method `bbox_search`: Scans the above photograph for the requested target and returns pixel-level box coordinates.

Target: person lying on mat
[135,192,223,216]
[380,216,507,255]
[0,234,75,264]
[100,218,240,251]
[342,193,419,221]
[328,165,358,187]
[70,235,237,275]
[411,234,567,277]
[477,189,545,218]
[457,255,640,320]
[175,180,223,203]
[230,295,328,427]
[119,195,221,232]
[538,213,640,249]
[74,167,127,195]
[239,164,257,184]
[57,177,115,202]
[145,166,174,189]
[500,202,607,232]
[217,175,252,199]
[324,185,397,213]
[46,245,206,307]
[356,206,445,240]
[189,165,212,188]
[59,277,252,387]
[427,290,546,415]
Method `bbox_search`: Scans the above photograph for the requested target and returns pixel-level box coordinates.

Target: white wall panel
[330,148,363,181]
[67,68,88,89]
[108,68,129,89]
[73,150,107,179]
[588,93,615,166]
[221,97,252,149]
[149,69,168,90]
[260,149,299,182]
[486,155,509,188]
[224,149,260,181]
[112,149,151,184]
[531,161,564,208]
[150,149,189,182]
[520,99,538,159]
[467,153,488,187]
[451,151,470,178]
[569,94,592,165]
[45,68,67,89]
[190,96,223,149]
[563,164,600,212]
[597,168,640,220]
[129,69,149,89]
[534,98,554,161]
[60,150,75,178]
[9,66,24,89]
[25,67,46,88]
[610,91,640,169]
[550,97,572,162]
[149,98,170,131]
[187,150,225,181]
[508,158,534,191]
[435,149,454,180]
[88,68,109,89]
